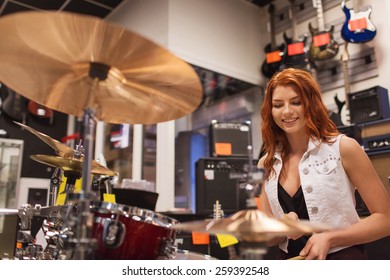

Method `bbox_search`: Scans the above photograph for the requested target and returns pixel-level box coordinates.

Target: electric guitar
[340,43,351,126]
[282,0,313,72]
[309,0,339,61]
[341,0,376,43]
[261,3,285,78]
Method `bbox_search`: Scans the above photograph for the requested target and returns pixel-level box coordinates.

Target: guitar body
[282,33,313,71]
[308,23,339,60]
[261,42,285,78]
[341,0,376,43]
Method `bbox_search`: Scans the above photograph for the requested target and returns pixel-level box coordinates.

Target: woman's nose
[283,104,293,115]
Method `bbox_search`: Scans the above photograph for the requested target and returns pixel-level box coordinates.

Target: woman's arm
[300,136,390,259]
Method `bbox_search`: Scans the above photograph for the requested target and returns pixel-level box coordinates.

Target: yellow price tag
[103,193,116,203]
[55,176,83,206]
[216,234,239,248]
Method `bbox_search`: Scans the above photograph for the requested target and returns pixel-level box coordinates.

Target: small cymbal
[15,121,74,158]
[31,154,116,176]
[0,11,203,124]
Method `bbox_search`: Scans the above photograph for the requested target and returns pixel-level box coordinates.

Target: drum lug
[159,238,177,259]
[103,220,126,248]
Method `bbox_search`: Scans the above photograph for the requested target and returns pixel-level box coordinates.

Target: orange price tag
[215,142,232,156]
[313,33,330,47]
[192,232,210,245]
[266,51,282,63]
[287,42,304,56]
[349,18,368,31]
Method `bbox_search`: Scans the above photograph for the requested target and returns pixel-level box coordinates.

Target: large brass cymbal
[173,209,333,243]
[0,11,202,124]
[15,121,74,158]
[31,154,117,176]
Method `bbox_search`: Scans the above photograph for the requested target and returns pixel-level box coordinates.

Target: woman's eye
[272,104,282,108]
[292,101,301,106]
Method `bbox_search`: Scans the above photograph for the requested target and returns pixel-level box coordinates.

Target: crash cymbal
[173,209,327,243]
[31,154,117,176]
[279,214,334,233]
[0,11,202,124]
[14,121,74,158]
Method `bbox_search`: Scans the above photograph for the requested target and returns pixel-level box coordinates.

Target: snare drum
[91,201,178,260]
[173,249,218,260]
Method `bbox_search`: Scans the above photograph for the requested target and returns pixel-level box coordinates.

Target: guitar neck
[289,0,298,40]
[341,44,351,108]
[315,0,325,31]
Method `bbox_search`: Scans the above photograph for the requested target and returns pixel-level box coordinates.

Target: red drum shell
[91,202,177,260]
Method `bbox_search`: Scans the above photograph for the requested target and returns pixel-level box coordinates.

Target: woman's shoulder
[257,154,266,168]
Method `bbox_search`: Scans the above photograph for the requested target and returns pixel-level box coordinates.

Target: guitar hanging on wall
[341,0,376,43]
[339,43,352,126]
[261,3,285,79]
[282,0,313,72]
[308,0,339,61]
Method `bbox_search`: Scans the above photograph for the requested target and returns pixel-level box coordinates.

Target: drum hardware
[103,216,126,248]
[49,168,63,206]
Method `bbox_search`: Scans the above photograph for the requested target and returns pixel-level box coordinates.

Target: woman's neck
[286,132,309,155]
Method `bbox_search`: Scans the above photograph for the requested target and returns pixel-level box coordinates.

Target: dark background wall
[0,84,69,179]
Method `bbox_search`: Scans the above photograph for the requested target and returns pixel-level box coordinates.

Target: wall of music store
[260,0,390,197]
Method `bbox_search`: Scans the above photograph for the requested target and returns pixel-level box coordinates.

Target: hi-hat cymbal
[15,121,74,158]
[31,154,117,176]
[0,11,202,124]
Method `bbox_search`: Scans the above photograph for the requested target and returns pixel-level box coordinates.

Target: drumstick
[288,255,306,260]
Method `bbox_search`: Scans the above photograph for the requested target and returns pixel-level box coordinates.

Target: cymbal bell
[31,154,117,176]
[15,121,74,158]
[0,11,202,124]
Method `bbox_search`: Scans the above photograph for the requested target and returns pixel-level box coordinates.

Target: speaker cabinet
[209,120,252,158]
[360,118,390,152]
[366,150,390,194]
[195,157,256,215]
[348,86,390,124]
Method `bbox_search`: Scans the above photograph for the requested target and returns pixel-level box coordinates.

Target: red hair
[260,68,339,179]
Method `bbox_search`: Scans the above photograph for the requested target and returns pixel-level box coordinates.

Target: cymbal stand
[64,63,110,259]
[237,145,268,260]
[49,168,62,206]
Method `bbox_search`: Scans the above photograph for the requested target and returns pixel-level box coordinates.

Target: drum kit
[0,10,332,260]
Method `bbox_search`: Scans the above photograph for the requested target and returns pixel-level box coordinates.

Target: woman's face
[271,85,306,135]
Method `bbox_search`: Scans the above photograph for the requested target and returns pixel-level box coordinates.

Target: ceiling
[0,0,127,19]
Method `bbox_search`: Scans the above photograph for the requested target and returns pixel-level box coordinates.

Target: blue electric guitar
[341,0,376,43]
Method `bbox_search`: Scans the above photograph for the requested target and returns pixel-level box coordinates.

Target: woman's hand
[283,212,305,240]
[299,232,331,260]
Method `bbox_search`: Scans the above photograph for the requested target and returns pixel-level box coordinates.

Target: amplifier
[209,120,252,158]
[366,149,390,194]
[359,118,390,152]
[348,86,390,124]
[337,124,362,144]
[195,157,257,215]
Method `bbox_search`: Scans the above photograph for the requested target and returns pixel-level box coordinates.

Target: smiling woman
[257,68,390,260]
